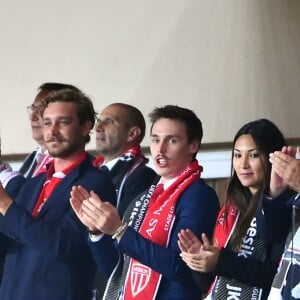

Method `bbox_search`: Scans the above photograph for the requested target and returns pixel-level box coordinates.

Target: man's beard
[47,137,84,158]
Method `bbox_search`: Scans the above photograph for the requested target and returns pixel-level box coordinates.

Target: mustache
[45,137,67,143]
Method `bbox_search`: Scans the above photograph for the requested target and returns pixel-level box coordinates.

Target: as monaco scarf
[213,204,239,250]
[123,160,203,299]
[206,204,265,300]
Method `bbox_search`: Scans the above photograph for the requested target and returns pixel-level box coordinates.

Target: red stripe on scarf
[124,160,203,299]
[206,203,239,296]
[213,203,239,249]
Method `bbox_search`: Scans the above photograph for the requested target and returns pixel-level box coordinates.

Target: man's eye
[59,120,70,125]
[169,138,177,144]
[98,119,114,126]
[151,138,159,143]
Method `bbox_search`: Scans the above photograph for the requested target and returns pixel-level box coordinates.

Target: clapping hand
[70,185,122,235]
[178,229,220,272]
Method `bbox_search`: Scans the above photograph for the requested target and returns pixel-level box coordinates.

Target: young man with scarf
[0,89,116,300]
[70,104,220,299]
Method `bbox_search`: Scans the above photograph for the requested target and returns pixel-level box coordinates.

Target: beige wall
[1,0,300,155]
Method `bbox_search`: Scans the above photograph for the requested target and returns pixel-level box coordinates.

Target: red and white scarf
[213,203,239,250]
[92,145,142,168]
[205,204,239,299]
[206,204,264,300]
[123,160,203,299]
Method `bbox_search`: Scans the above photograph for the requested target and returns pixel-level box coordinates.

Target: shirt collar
[104,156,120,171]
[159,177,177,190]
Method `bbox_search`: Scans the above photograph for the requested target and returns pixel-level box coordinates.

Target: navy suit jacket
[90,178,220,300]
[0,175,26,281]
[91,157,156,297]
[5,175,26,199]
[19,150,37,178]
[109,158,156,217]
[0,154,116,300]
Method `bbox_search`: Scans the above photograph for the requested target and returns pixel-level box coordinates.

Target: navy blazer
[90,178,220,300]
[256,189,294,242]
[0,154,116,300]
[19,150,37,178]
[0,175,26,281]
[109,159,156,217]
[5,174,26,199]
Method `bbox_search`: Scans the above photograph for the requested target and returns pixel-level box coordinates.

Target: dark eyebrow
[150,134,178,138]
[233,148,257,152]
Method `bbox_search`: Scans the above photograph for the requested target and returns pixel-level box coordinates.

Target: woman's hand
[178,231,220,273]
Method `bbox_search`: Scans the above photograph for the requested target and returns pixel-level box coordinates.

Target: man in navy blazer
[0,89,116,300]
[71,105,220,299]
[0,82,82,187]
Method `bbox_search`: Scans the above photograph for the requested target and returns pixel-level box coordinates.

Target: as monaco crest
[131,262,151,297]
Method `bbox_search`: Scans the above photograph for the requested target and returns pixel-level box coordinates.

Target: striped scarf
[206,204,265,300]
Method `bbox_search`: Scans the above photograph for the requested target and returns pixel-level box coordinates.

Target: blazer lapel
[20,174,46,213]
[19,150,37,178]
[110,159,133,188]
[37,162,81,218]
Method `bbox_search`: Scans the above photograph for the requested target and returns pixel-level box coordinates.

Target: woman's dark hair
[225,118,286,248]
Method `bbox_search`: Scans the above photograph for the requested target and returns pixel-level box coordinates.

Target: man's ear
[82,120,93,137]
[189,139,200,155]
[127,126,141,142]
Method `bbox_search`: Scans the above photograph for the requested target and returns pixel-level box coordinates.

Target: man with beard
[0,83,81,196]
[20,83,81,177]
[0,89,116,300]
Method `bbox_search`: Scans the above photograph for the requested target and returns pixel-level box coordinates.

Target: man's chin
[48,145,78,159]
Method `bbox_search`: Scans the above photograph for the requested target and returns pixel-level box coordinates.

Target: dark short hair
[43,89,96,143]
[149,105,203,145]
[112,103,146,144]
[39,82,81,93]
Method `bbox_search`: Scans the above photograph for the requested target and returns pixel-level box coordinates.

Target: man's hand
[70,186,122,235]
[0,182,13,215]
[269,146,300,193]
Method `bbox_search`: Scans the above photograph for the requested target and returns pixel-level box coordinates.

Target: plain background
[1,0,300,156]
